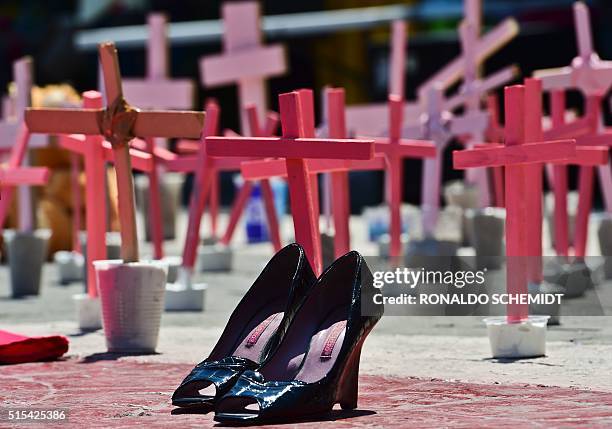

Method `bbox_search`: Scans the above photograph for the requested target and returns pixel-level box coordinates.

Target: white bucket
[484,315,550,359]
[94,259,167,353]
[73,293,102,331]
[165,282,207,311]
[54,251,85,284]
[197,243,232,272]
[3,229,51,297]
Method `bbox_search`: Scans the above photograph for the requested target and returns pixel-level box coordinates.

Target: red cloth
[0,330,69,364]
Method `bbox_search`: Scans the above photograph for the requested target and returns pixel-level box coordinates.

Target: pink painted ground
[1,359,611,428]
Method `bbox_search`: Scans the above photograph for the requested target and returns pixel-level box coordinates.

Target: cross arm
[130,138,177,162]
[206,136,374,160]
[241,154,386,180]
[418,18,518,96]
[59,134,154,172]
[0,167,49,185]
[175,139,200,154]
[453,139,575,169]
[373,139,436,159]
[132,110,204,139]
[532,66,572,90]
[122,78,195,110]
[450,111,490,135]
[543,117,592,140]
[25,108,103,135]
[242,158,347,179]
[574,130,612,146]
[200,46,286,87]
[444,65,519,111]
[552,145,608,166]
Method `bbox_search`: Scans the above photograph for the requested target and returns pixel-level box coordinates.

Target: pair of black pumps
[171,243,384,424]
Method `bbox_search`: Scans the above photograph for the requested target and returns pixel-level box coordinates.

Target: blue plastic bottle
[245,183,269,243]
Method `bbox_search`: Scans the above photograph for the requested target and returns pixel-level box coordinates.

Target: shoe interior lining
[259,252,358,382]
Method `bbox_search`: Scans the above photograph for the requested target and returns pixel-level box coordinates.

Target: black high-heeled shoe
[214,250,384,424]
[172,243,316,410]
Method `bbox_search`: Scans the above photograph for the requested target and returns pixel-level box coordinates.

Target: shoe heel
[337,342,363,410]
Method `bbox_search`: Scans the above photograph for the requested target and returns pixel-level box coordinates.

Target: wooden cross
[200,1,285,134]
[25,42,204,263]
[119,13,195,259]
[534,1,612,212]
[206,90,374,274]
[57,91,156,295]
[454,84,575,322]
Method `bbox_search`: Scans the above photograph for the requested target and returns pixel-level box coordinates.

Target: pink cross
[543,90,608,260]
[206,90,374,274]
[454,84,575,322]
[372,96,436,258]
[122,13,194,109]
[0,123,49,231]
[410,86,488,235]
[200,1,285,133]
[0,57,46,152]
[167,102,282,249]
[0,57,47,232]
[418,15,518,101]
[25,42,204,264]
[345,20,422,138]
[217,104,282,251]
[447,18,517,208]
[484,94,505,207]
[241,88,387,260]
[534,1,612,213]
[179,101,283,276]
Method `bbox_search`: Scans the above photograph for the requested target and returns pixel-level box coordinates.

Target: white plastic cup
[94,259,167,353]
[484,315,550,359]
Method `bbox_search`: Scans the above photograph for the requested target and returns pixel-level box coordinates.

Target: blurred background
[2,0,612,212]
